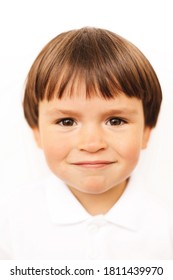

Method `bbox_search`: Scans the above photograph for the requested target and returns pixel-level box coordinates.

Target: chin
[77,177,110,195]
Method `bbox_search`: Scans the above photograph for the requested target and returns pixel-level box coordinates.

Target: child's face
[33,90,151,195]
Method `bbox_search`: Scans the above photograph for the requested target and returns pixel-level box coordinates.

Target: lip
[71,161,115,169]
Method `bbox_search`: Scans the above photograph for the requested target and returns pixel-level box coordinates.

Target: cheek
[124,143,141,162]
[41,135,70,164]
[115,136,142,163]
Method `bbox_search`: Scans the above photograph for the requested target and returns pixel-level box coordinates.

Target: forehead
[39,92,143,117]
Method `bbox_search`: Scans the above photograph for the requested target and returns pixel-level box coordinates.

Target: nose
[77,125,107,153]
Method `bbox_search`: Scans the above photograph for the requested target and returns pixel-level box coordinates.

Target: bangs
[38,27,149,102]
[44,61,123,100]
[24,27,162,128]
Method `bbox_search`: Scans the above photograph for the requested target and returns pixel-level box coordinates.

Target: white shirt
[0,173,173,260]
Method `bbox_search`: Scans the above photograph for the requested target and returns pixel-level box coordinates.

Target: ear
[32,128,42,149]
[142,126,152,149]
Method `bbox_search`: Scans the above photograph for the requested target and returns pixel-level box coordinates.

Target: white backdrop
[0,0,173,205]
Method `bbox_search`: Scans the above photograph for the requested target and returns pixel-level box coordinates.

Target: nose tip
[79,142,106,153]
[78,129,107,153]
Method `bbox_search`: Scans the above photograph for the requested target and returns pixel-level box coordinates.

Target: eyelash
[55,117,127,127]
[56,118,77,127]
[106,117,127,126]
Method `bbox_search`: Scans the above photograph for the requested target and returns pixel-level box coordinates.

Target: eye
[106,117,126,126]
[56,118,77,127]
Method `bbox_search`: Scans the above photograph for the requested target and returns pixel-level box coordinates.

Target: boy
[0,27,172,259]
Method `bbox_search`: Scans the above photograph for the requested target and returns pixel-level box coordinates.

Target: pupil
[64,119,73,126]
[111,118,120,125]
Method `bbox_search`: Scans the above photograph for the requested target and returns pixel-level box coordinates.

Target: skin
[33,88,151,215]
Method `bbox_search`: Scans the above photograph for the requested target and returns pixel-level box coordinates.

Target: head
[24,27,162,129]
[23,27,162,195]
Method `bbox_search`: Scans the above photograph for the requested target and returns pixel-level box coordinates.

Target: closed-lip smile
[71,161,115,168]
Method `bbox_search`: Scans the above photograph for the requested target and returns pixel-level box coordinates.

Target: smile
[71,161,115,169]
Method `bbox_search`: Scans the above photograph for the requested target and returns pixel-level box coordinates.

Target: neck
[68,180,128,216]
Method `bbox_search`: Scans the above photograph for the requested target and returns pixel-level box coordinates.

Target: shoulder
[0,175,55,219]
[124,175,173,231]
[0,179,43,205]
[139,190,173,233]
[129,175,173,219]
[143,190,173,215]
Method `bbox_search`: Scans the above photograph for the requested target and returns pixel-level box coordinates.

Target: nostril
[79,142,107,153]
[77,126,108,152]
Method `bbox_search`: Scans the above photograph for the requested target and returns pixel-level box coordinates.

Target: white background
[0,0,172,205]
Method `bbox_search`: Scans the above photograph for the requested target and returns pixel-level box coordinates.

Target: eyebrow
[46,108,139,117]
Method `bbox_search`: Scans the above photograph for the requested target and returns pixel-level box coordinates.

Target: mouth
[71,161,115,169]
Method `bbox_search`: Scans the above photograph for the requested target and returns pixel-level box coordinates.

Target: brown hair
[23,27,162,128]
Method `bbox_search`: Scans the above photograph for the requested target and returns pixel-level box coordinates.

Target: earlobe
[142,127,152,149]
[32,128,42,149]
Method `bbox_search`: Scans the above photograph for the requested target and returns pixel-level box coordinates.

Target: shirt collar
[45,174,91,224]
[105,176,147,231]
[45,173,146,231]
